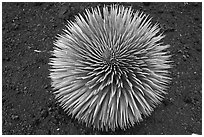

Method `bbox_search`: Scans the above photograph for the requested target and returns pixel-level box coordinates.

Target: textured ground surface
[2,2,202,135]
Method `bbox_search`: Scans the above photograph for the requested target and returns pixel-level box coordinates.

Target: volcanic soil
[2,2,202,135]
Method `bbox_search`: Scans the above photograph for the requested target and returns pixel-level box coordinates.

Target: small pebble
[11,115,19,121]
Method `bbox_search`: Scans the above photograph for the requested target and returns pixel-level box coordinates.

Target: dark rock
[35,129,49,135]
[33,2,43,7]
[196,47,201,52]
[143,2,151,7]
[162,98,174,106]
[58,5,68,19]
[31,118,41,127]
[40,109,49,119]
[183,95,198,105]
[3,57,11,62]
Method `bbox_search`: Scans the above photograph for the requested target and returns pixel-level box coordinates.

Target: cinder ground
[2,2,202,135]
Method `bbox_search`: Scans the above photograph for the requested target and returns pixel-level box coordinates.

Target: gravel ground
[2,2,202,135]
